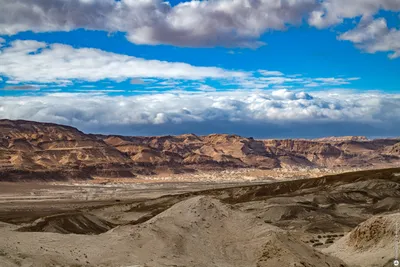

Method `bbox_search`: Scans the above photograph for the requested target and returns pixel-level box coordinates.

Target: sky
[0,0,400,138]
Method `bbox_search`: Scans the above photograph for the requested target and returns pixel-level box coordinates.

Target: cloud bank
[0,39,361,88]
[1,90,399,137]
[0,0,317,48]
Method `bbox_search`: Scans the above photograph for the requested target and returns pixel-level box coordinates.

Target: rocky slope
[324,213,400,267]
[0,119,399,181]
[0,120,134,181]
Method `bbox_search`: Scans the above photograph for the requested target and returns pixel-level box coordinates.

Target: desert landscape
[0,119,400,267]
[2,0,400,265]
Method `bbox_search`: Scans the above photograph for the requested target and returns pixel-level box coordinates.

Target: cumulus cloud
[308,0,400,28]
[1,0,399,60]
[0,90,399,137]
[270,89,313,100]
[0,40,245,84]
[306,1,400,59]
[0,0,317,48]
[339,18,400,59]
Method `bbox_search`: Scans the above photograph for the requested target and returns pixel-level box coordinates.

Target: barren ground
[1,168,400,267]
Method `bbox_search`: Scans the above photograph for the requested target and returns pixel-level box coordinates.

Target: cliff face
[0,119,399,181]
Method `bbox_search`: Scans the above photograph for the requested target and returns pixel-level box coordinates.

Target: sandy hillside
[324,213,400,267]
[0,196,348,267]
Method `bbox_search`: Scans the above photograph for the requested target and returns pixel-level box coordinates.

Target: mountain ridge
[0,119,399,181]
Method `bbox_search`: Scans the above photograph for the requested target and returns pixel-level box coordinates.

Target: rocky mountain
[0,119,399,181]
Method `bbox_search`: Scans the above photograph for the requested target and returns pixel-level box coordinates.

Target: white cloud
[304,82,319,87]
[239,76,359,89]
[258,70,284,76]
[389,51,400,60]
[271,89,313,100]
[0,39,362,88]
[308,0,400,28]
[0,0,399,63]
[74,89,125,93]
[314,77,360,85]
[339,18,400,59]
[6,80,21,84]
[307,1,400,59]
[223,74,360,91]
[0,40,246,84]
[0,37,5,44]
[0,0,316,48]
[197,84,217,92]
[227,50,243,55]
[339,18,388,43]
[1,90,399,137]
[259,77,304,84]
[0,0,399,62]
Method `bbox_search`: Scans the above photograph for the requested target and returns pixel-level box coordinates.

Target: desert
[0,120,400,266]
[2,1,400,266]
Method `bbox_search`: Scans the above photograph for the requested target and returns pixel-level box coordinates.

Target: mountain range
[0,119,399,181]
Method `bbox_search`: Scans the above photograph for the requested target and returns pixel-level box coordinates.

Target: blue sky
[0,0,400,137]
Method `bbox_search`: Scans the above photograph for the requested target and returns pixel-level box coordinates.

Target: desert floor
[1,168,400,267]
